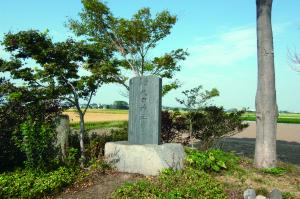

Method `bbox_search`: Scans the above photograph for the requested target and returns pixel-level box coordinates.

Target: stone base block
[104,141,185,176]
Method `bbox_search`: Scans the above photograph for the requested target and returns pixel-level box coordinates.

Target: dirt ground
[233,121,300,143]
[54,171,143,199]
[217,121,300,165]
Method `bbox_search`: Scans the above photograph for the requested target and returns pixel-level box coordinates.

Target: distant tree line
[79,100,129,110]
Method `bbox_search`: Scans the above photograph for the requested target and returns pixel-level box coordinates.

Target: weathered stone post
[56,114,70,162]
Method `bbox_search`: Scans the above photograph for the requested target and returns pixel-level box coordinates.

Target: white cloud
[186,26,257,68]
[185,22,291,69]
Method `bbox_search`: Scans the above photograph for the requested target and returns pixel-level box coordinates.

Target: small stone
[244,188,256,199]
[269,189,283,199]
[256,195,267,199]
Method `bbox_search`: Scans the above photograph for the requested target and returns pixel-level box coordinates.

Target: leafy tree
[69,0,188,95]
[0,75,61,171]
[112,100,128,109]
[255,0,278,168]
[1,30,119,166]
[176,85,219,144]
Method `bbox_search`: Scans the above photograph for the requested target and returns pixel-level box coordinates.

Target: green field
[241,112,300,124]
[70,120,127,130]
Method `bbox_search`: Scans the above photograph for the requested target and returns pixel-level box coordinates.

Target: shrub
[13,118,58,170]
[114,168,227,199]
[185,148,239,172]
[0,167,77,199]
[65,147,79,168]
[161,110,186,143]
[192,106,248,149]
[160,107,248,150]
[0,79,62,172]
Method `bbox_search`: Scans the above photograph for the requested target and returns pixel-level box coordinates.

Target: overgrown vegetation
[114,168,227,199]
[16,118,58,170]
[185,148,239,172]
[0,167,77,199]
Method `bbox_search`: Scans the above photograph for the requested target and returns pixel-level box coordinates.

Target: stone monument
[128,76,161,144]
[105,76,185,176]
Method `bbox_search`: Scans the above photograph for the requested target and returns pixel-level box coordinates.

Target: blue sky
[1,0,300,112]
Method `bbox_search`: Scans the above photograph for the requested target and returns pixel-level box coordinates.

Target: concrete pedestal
[104,141,185,176]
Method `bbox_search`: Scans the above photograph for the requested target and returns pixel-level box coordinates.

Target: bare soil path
[54,171,143,199]
[221,122,300,165]
[233,121,300,143]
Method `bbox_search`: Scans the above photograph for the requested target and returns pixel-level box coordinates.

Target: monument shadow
[219,138,300,165]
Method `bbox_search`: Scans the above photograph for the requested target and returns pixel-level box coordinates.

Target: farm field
[65,109,300,124]
[241,112,300,124]
[65,109,300,143]
[64,109,128,123]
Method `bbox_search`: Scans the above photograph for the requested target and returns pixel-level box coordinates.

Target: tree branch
[83,89,94,115]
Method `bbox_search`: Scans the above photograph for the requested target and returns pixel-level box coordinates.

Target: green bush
[161,110,187,143]
[65,147,79,168]
[185,148,239,172]
[0,78,63,172]
[14,118,58,170]
[192,106,248,149]
[0,167,77,199]
[114,168,227,199]
[86,128,128,160]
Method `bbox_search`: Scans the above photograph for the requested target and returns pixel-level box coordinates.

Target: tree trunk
[189,117,194,148]
[254,0,278,168]
[79,112,86,167]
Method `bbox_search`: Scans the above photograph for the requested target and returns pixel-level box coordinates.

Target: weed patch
[185,148,239,172]
[114,168,227,199]
[0,167,77,199]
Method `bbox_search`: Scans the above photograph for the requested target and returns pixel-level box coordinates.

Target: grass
[113,148,300,198]
[114,168,228,199]
[241,112,300,124]
[215,158,300,198]
[70,120,128,130]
